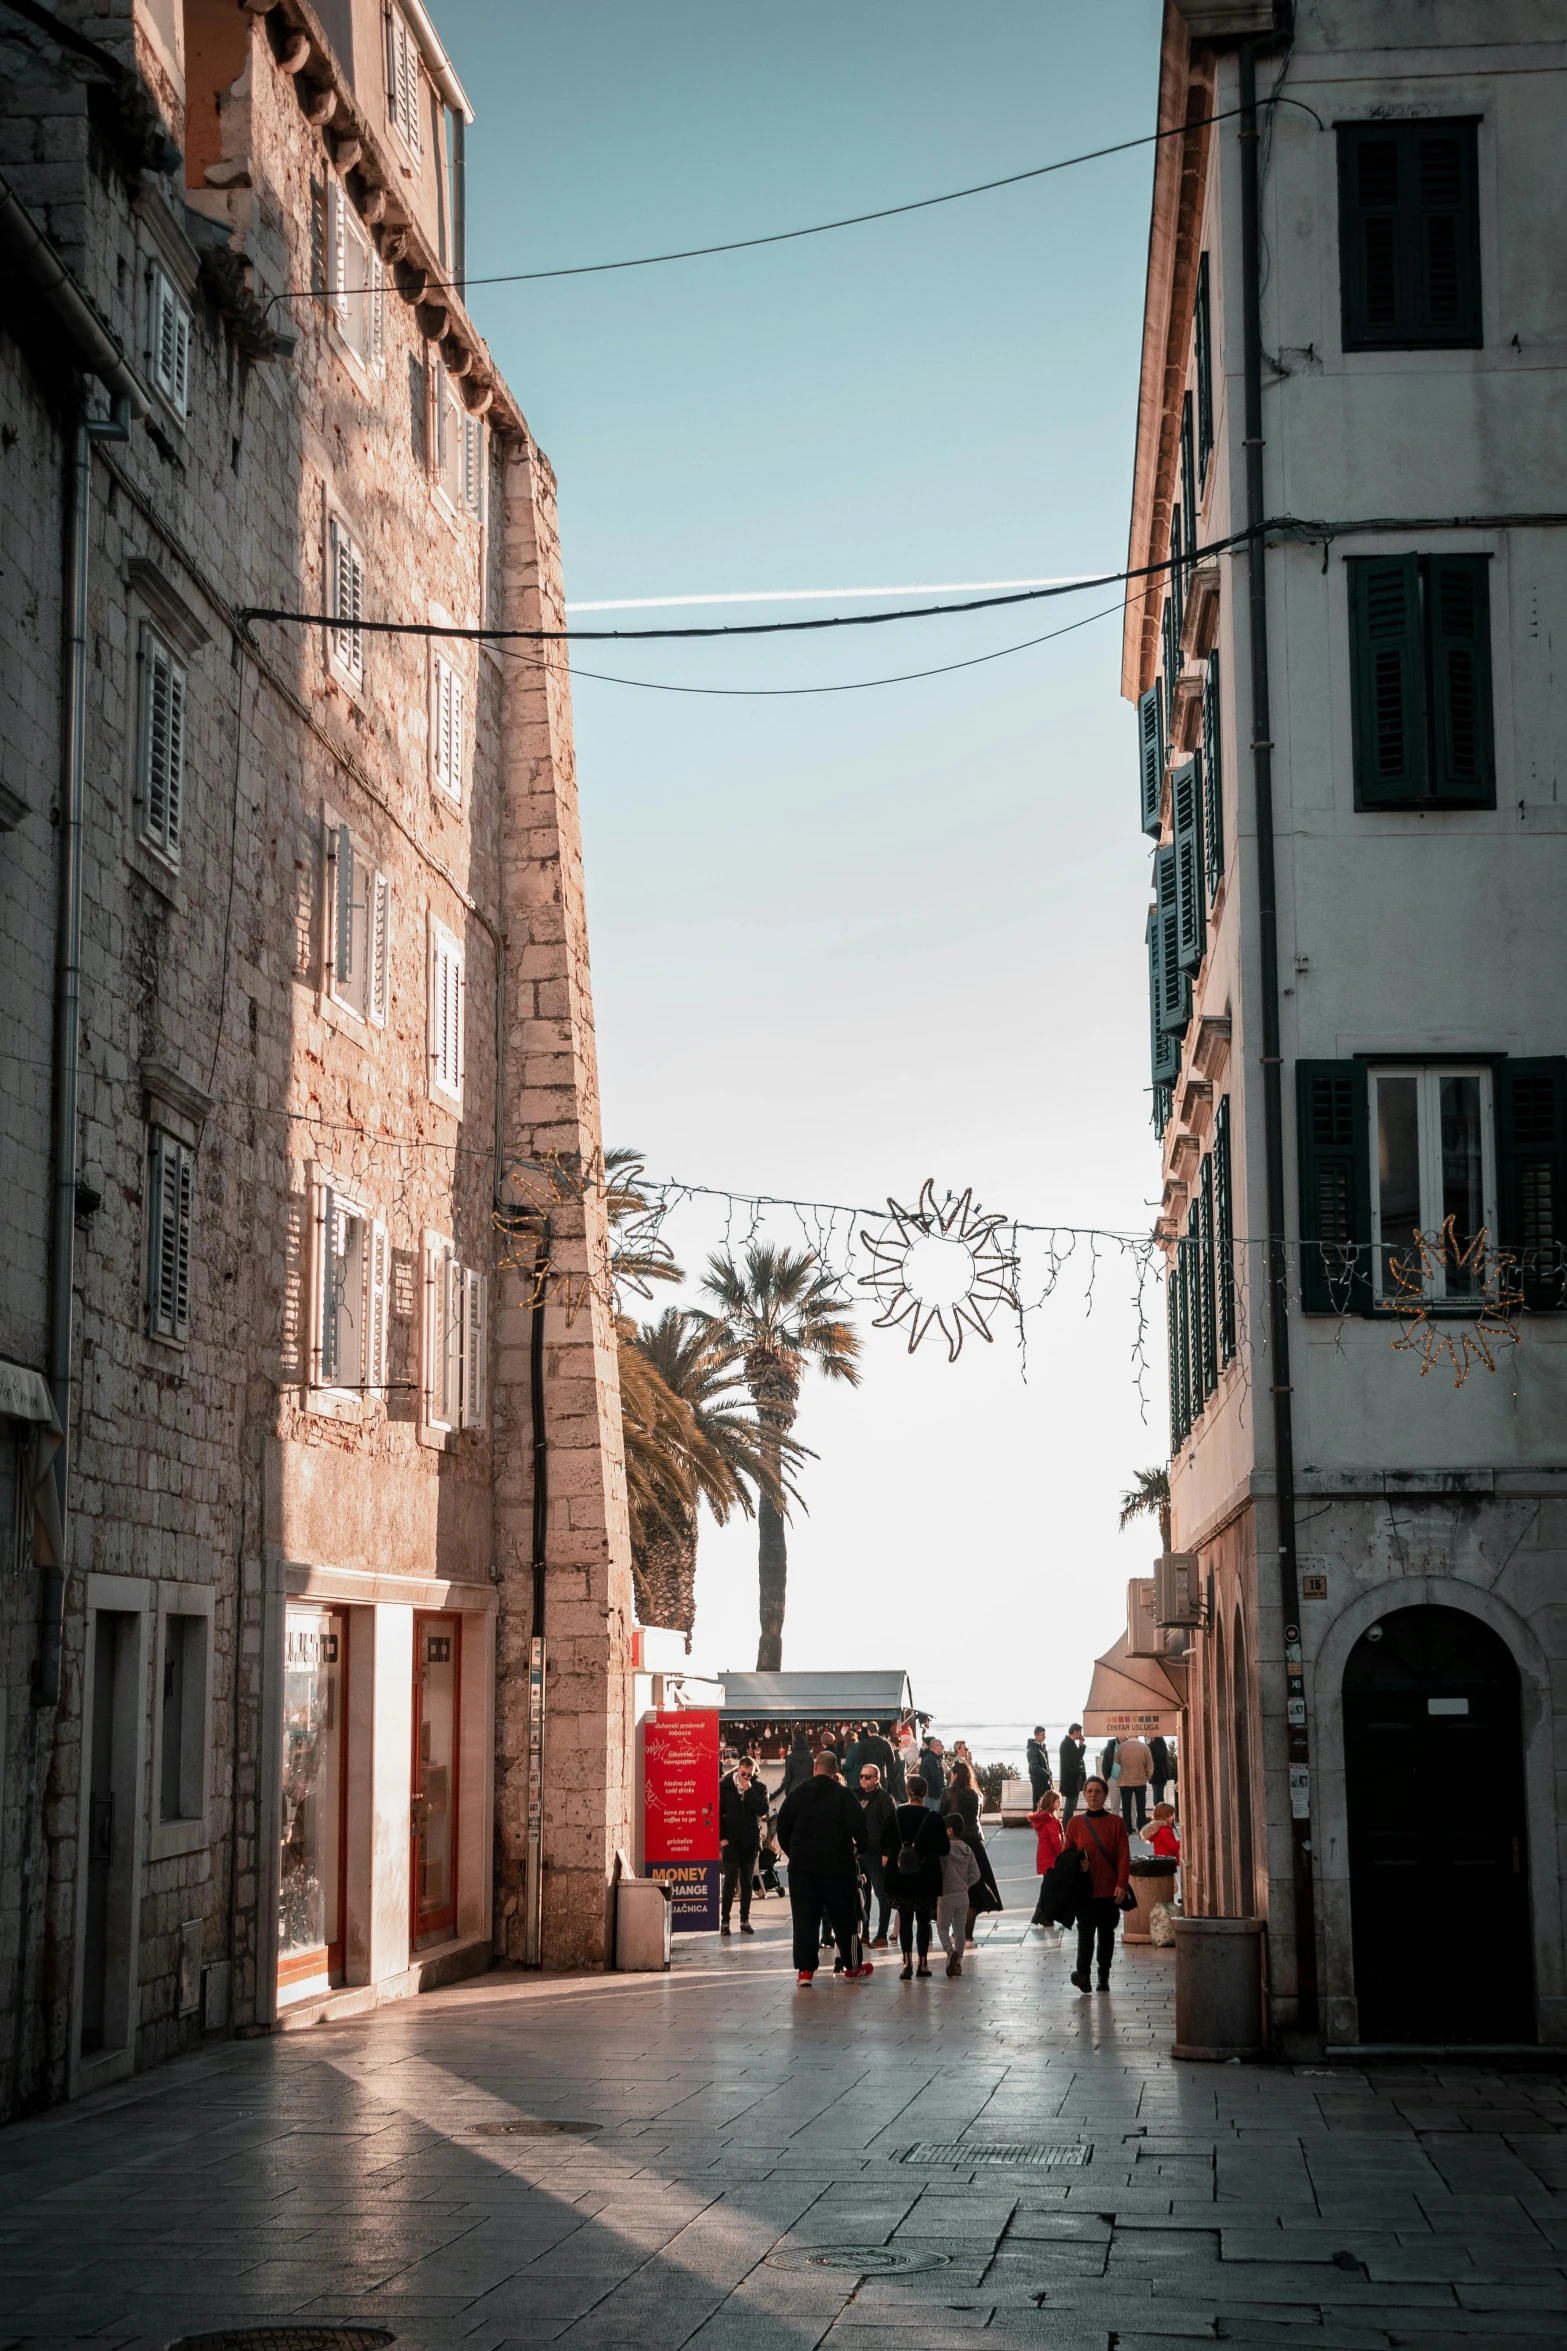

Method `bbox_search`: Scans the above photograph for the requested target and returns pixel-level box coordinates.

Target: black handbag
[1082,1814,1137,1910]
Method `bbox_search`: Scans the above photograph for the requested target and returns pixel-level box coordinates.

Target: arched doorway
[1344,1604,1532,2043]
[1231,1612,1255,1917]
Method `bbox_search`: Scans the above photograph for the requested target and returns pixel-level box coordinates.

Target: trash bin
[1123,1858,1177,1945]
[1172,1916,1266,2060]
[615,1875,672,1971]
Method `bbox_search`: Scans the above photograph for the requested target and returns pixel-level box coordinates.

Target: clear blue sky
[444,0,1169,1728]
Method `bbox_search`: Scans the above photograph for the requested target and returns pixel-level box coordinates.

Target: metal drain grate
[766,2246,951,2274]
[900,2141,1092,2169]
[469,2119,602,2137]
[169,2332,395,2351]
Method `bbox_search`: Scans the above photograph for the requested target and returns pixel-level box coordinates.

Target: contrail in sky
[564,575,1098,613]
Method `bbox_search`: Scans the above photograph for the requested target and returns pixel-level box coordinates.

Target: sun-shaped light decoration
[1384,1216,1524,1387]
[858,1179,1021,1362]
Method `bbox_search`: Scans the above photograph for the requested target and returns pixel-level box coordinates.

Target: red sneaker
[796,1970,815,1986]
[843,1962,875,1980]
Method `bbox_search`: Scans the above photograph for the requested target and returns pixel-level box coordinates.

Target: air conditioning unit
[1127,1577,1162,1658]
[1155,1550,1202,1629]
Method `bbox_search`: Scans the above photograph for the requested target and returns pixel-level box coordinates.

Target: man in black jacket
[854,1762,898,1947]
[782,1732,814,1794]
[1026,1727,1052,1806]
[719,1756,771,1935]
[776,1750,872,1982]
[1059,1724,1087,1819]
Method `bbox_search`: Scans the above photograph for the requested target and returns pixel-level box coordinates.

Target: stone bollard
[1172,1916,1267,2059]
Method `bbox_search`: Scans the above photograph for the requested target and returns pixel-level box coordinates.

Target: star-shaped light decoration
[858,1179,1021,1361]
[1384,1216,1524,1387]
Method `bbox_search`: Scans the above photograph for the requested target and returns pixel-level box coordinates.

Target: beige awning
[1083,1629,1183,1738]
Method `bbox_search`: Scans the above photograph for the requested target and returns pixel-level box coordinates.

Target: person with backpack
[775,1749,873,1985]
[782,1731,815,1794]
[941,1758,1003,1943]
[882,1773,948,1978]
[854,1761,898,1948]
[1065,1776,1131,1992]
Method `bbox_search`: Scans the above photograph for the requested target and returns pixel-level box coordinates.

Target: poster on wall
[641,1709,719,1932]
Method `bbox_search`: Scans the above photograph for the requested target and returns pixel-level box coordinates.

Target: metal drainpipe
[10,390,131,2117]
[1238,42,1317,2036]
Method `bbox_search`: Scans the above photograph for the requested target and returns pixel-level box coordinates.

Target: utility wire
[276,98,1320,306]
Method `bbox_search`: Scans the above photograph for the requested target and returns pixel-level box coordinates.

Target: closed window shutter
[1168,509,1184,651]
[1338,122,1480,350]
[141,635,185,858]
[1348,555,1424,803]
[1161,596,1176,707]
[1428,554,1494,803]
[331,181,347,322]
[1167,1270,1184,1455]
[1194,251,1213,484]
[1176,1232,1192,1443]
[1171,759,1205,972]
[1154,845,1190,1037]
[173,1146,192,1339]
[1184,1200,1203,1422]
[1198,1160,1217,1398]
[368,871,390,1025]
[1214,1095,1236,1362]
[444,1254,463,1423]
[1180,393,1196,570]
[368,1219,390,1389]
[434,657,463,797]
[463,413,484,516]
[147,1129,192,1340]
[335,822,355,989]
[1498,1058,1567,1312]
[1414,128,1479,341]
[370,252,385,371]
[429,922,464,1100]
[1201,653,1222,896]
[461,1268,487,1428]
[319,1185,340,1382]
[1147,906,1178,1089]
[1297,1061,1371,1314]
[1138,684,1163,838]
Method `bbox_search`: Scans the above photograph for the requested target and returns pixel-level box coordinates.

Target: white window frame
[386,5,422,161]
[433,364,464,508]
[311,1180,390,1403]
[146,1125,194,1343]
[461,410,485,520]
[431,651,465,804]
[328,180,385,373]
[1369,1063,1498,1305]
[427,913,465,1107]
[325,812,390,1025]
[147,261,191,418]
[424,1232,460,1431]
[461,1266,488,1430]
[135,624,186,865]
[327,515,366,688]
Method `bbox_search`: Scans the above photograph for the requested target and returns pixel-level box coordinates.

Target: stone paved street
[3,1843,1566,2351]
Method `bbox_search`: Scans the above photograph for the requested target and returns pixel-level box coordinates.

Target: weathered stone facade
[1,0,632,2112]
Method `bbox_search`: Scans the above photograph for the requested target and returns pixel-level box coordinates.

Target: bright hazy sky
[444,0,1169,1727]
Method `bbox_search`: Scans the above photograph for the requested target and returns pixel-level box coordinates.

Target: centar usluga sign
[639,1709,719,1931]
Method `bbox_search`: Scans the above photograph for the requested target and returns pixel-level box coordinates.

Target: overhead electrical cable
[564,576,1095,613]
[276,97,1324,305]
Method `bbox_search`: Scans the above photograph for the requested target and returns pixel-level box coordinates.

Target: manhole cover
[469,2119,601,2137]
[766,2246,951,2274]
[169,2333,394,2351]
[901,2141,1092,2169]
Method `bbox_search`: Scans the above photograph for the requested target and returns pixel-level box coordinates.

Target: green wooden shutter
[1138,684,1163,837]
[1214,1095,1236,1361]
[1198,1156,1217,1398]
[1154,846,1190,1036]
[1498,1058,1567,1311]
[1167,1272,1183,1455]
[1176,1232,1192,1441]
[1148,906,1179,1088]
[1428,553,1494,804]
[1297,1061,1371,1313]
[1348,555,1425,804]
[1180,394,1197,567]
[1172,759,1205,972]
[1202,653,1223,896]
[1185,1198,1205,1418]
[1194,251,1213,483]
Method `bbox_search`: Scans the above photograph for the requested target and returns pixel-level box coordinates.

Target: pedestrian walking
[1065,1777,1131,1993]
[782,1730,814,1794]
[1115,1732,1153,1836]
[938,1816,981,1976]
[941,1758,1003,1940]
[1025,1726,1052,1806]
[855,1761,897,1947]
[1058,1723,1087,1818]
[883,1775,947,1978]
[1149,1733,1172,1810]
[718,1755,771,1936]
[775,1749,874,1985]
[918,1734,946,1810]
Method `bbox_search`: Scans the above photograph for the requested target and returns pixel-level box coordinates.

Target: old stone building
[1127,0,1567,2050]
[0,0,632,2112]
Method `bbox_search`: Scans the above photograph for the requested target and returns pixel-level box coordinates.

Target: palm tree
[1118,1463,1172,1552]
[623,1310,807,1648]
[700,1243,860,1671]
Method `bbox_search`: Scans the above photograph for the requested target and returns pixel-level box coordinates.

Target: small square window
[147,263,191,417]
[136,626,186,864]
[146,1126,194,1342]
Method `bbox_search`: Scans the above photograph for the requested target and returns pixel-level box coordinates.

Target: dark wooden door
[1344,1604,1531,2043]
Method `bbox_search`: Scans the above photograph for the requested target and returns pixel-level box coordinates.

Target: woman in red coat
[1064,1776,1130,1992]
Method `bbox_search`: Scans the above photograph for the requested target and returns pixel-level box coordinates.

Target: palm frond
[1118,1464,1171,1532]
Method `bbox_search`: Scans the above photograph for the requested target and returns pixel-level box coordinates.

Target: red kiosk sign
[641,1709,720,1931]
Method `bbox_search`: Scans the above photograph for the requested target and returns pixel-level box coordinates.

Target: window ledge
[125,829,183,906]
[307,1388,365,1424]
[149,1814,210,1863]
[418,1422,458,1453]
[139,1334,187,1377]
